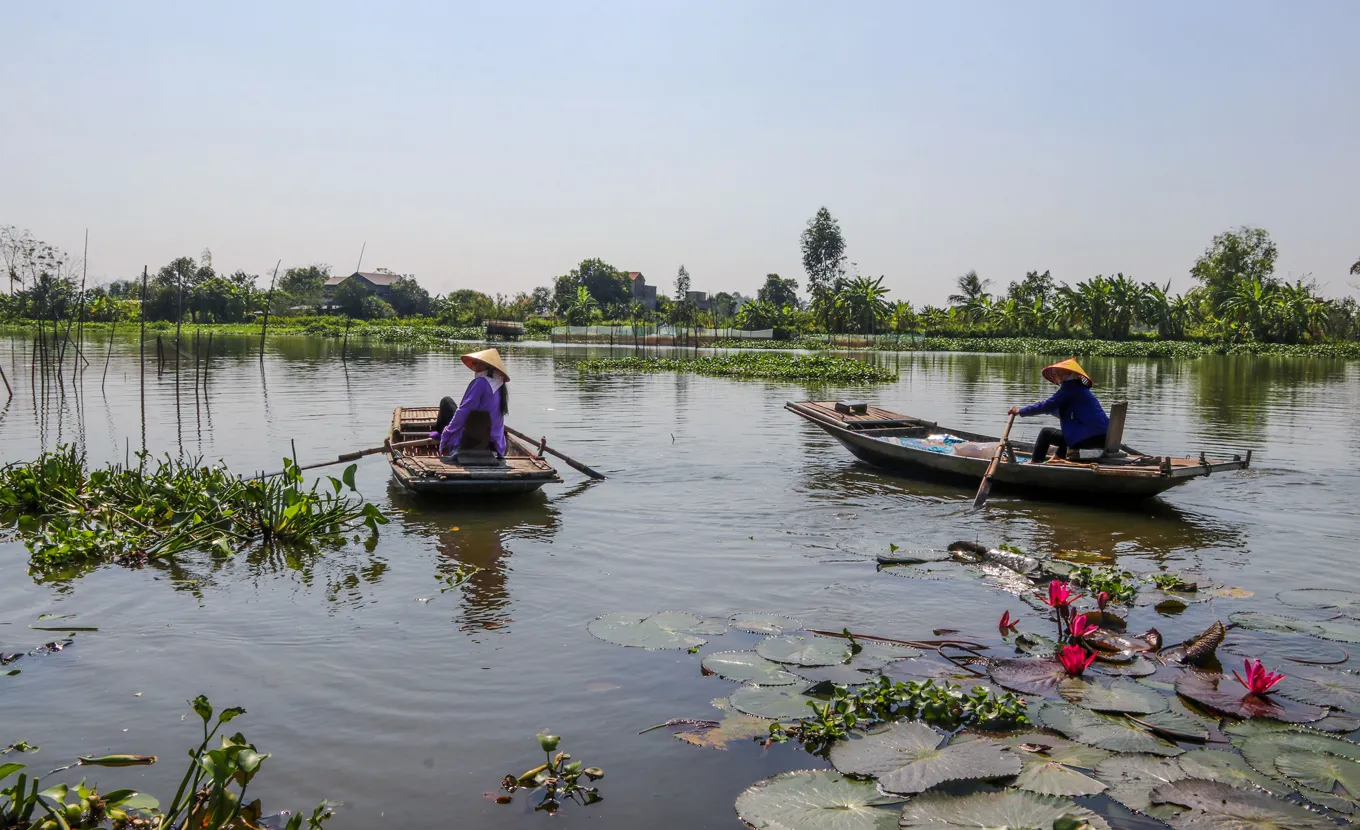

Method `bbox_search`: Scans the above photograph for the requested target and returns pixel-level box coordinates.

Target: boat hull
[787,400,1248,503]
[387,406,562,499]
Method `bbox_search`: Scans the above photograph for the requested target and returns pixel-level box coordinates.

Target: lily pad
[1012,632,1059,657]
[855,640,922,664]
[1127,709,1211,743]
[988,658,1070,696]
[793,664,881,686]
[828,721,1018,795]
[1174,672,1326,722]
[1238,728,1360,786]
[956,732,1110,797]
[875,549,951,566]
[1276,750,1360,796]
[1150,778,1338,829]
[1093,753,1188,818]
[702,651,801,685]
[586,611,723,650]
[730,683,819,720]
[1083,629,1159,654]
[1229,611,1324,637]
[1177,748,1284,795]
[1062,679,1169,715]
[1091,654,1158,678]
[728,613,802,635]
[897,790,1110,830]
[1221,631,1349,666]
[734,769,904,830]
[1279,588,1360,614]
[1275,666,1360,711]
[757,635,852,667]
[1316,619,1360,644]
[1039,702,1182,756]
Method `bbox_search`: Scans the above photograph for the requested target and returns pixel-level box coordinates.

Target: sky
[3,1,1358,305]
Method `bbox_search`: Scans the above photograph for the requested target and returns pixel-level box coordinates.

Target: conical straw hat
[461,348,509,380]
[1041,358,1092,387]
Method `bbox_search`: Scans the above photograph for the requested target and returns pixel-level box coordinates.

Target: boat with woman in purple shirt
[385,349,561,496]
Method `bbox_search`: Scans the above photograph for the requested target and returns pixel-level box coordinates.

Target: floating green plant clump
[1066,566,1138,604]
[0,696,331,830]
[575,353,896,383]
[0,446,387,571]
[499,734,604,813]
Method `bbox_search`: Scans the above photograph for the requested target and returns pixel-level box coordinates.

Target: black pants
[434,396,458,434]
[1031,428,1106,463]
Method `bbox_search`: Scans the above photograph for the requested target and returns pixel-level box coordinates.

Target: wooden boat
[786,400,1251,501]
[387,406,562,496]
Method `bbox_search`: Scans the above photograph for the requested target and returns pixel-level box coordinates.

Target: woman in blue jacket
[1008,359,1109,463]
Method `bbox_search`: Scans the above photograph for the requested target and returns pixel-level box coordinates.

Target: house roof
[627,271,643,281]
[325,271,404,287]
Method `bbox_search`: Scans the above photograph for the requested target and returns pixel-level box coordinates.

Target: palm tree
[564,285,599,327]
[842,276,892,335]
[947,270,991,306]
[1220,277,1275,341]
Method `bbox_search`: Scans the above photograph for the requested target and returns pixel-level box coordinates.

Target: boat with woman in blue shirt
[1008,358,1109,463]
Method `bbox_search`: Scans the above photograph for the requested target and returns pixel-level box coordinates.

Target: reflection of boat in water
[788,400,1250,502]
[387,406,561,496]
[388,483,563,632]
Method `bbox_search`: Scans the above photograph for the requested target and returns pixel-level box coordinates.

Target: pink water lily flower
[1097,591,1110,611]
[1069,614,1096,638]
[1233,659,1286,696]
[998,611,1018,633]
[1059,644,1097,676]
[1043,580,1082,610]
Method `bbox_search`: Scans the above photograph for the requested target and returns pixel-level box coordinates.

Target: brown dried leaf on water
[1083,628,1159,654]
[1162,621,1226,667]
[672,712,771,750]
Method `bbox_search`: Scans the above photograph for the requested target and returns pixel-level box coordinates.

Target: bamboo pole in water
[101,319,116,392]
[156,335,164,376]
[259,260,280,362]
[139,266,147,451]
[0,360,10,399]
[203,332,212,393]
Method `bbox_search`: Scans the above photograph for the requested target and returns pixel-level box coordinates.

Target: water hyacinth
[1058,645,1096,677]
[575,353,897,384]
[1232,659,1285,696]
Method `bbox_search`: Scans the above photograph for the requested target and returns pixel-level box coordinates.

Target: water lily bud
[537,734,560,753]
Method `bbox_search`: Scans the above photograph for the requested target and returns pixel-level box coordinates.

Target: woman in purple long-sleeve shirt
[431,349,510,459]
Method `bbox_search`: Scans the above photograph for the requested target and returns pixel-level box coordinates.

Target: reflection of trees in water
[388,485,562,634]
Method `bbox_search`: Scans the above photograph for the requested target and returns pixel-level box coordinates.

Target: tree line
[3,220,1358,345]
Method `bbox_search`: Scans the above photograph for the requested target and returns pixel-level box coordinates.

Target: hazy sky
[5,1,1357,304]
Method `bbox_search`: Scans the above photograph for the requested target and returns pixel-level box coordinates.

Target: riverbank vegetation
[1,695,331,830]
[575,353,896,384]
[0,447,387,573]
[4,219,1357,357]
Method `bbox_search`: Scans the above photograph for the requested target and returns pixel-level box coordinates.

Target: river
[1,335,1358,829]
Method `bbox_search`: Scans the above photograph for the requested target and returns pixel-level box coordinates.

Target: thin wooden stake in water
[139,266,147,451]
[972,412,1017,510]
[101,319,116,392]
[259,259,280,362]
[0,361,11,400]
[203,332,212,393]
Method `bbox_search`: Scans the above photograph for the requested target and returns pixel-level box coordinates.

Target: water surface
[1,335,1357,828]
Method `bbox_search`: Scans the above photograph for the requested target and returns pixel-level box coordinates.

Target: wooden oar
[972,412,1017,510]
[505,425,606,480]
[256,438,435,479]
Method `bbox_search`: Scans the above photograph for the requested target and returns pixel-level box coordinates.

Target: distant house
[685,290,712,312]
[324,271,404,301]
[628,272,657,311]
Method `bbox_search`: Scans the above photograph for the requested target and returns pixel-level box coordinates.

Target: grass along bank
[872,336,1360,360]
[576,353,896,383]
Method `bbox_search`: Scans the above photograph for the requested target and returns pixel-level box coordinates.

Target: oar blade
[972,478,994,510]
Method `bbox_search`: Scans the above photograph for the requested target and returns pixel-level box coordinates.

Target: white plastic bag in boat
[953,441,998,458]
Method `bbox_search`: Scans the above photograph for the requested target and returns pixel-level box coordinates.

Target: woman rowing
[1008,358,1109,463]
[432,348,510,460]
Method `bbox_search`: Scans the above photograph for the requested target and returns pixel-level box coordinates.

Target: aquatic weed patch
[0,446,387,572]
[873,336,1360,360]
[575,353,896,383]
[1,695,332,830]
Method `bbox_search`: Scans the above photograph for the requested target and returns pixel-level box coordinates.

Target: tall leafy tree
[279,265,329,311]
[529,285,554,316]
[554,258,630,310]
[800,207,846,295]
[674,264,691,300]
[756,273,800,308]
[387,276,432,316]
[1191,226,1278,310]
